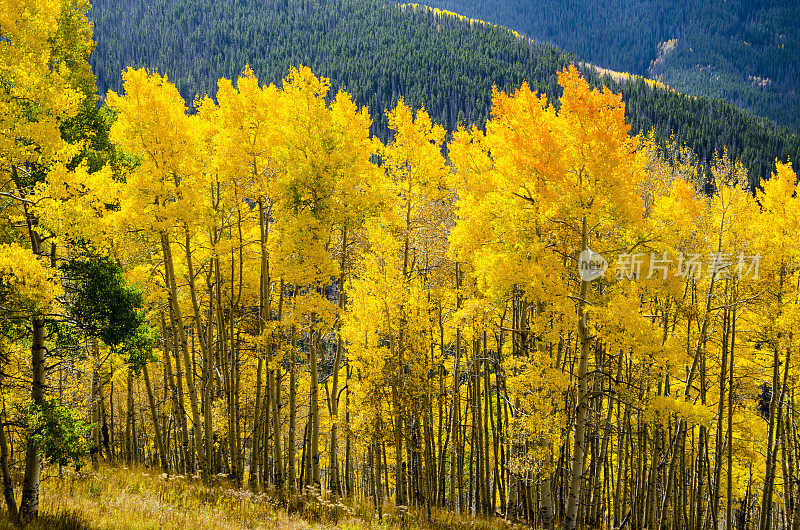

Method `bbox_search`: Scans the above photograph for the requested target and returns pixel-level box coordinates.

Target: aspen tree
[271,66,379,490]
[0,0,94,519]
[754,162,800,530]
[107,68,210,481]
[451,65,645,527]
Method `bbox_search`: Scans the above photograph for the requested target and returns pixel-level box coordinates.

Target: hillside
[0,465,506,529]
[88,0,799,187]
[421,0,800,130]
[89,0,570,138]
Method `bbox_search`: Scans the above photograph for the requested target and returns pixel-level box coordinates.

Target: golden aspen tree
[379,99,451,508]
[200,67,283,489]
[753,162,800,530]
[703,160,758,530]
[450,65,647,528]
[0,0,94,520]
[269,66,381,491]
[107,68,210,482]
[324,90,382,496]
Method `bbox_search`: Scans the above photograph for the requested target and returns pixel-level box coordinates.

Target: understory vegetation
[0,464,513,529]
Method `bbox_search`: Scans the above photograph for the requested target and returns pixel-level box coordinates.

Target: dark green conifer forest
[422,0,800,130]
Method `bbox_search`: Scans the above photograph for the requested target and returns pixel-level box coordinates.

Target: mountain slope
[88,0,799,186]
[420,0,800,130]
[90,0,570,137]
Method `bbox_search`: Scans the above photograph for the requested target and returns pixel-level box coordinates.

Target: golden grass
[0,465,519,529]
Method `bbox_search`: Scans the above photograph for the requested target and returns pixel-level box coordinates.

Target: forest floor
[0,465,517,529]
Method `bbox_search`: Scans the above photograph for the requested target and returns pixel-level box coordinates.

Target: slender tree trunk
[788,396,800,528]
[161,232,207,480]
[204,273,215,477]
[288,324,297,491]
[712,297,731,527]
[760,345,782,530]
[271,279,284,489]
[125,368,135,465]
[375,435,383,522]
[482,333,492,515]
[250,213,269,487]
[727,295,737,530]
[423,392,434,519]
[392,339,404,507]
[184,228,220,482]
[779,412,792,528]
[0,372,18,521]
[99,373,111,461]
[449,263,463,512]
[564,216,590,530]
[300,420,309,488]
[19,318,45,521]
[345,364,353,497]
[449,328,461,512]
[329,225,348,495]
[250,353,263,488]
[262,371,271,487]
[309,317,321,487]
[90,339,102,468]
[143,363,169,474]
[272,365,283,488]
[172,322,191,473]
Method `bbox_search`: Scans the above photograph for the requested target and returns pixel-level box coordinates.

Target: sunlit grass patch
[0,464,519,529]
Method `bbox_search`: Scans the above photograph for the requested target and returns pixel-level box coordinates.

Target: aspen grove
[3,1,800,529]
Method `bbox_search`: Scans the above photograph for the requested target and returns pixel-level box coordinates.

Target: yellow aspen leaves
[107,68,206,232]
[0,243,62,313]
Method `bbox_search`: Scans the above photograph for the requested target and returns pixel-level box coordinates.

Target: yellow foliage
[0,243,62,312]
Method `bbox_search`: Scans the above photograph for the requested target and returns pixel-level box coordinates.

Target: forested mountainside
[421,0,800,130]
[88,0,798,187]
[90,0,570,139]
